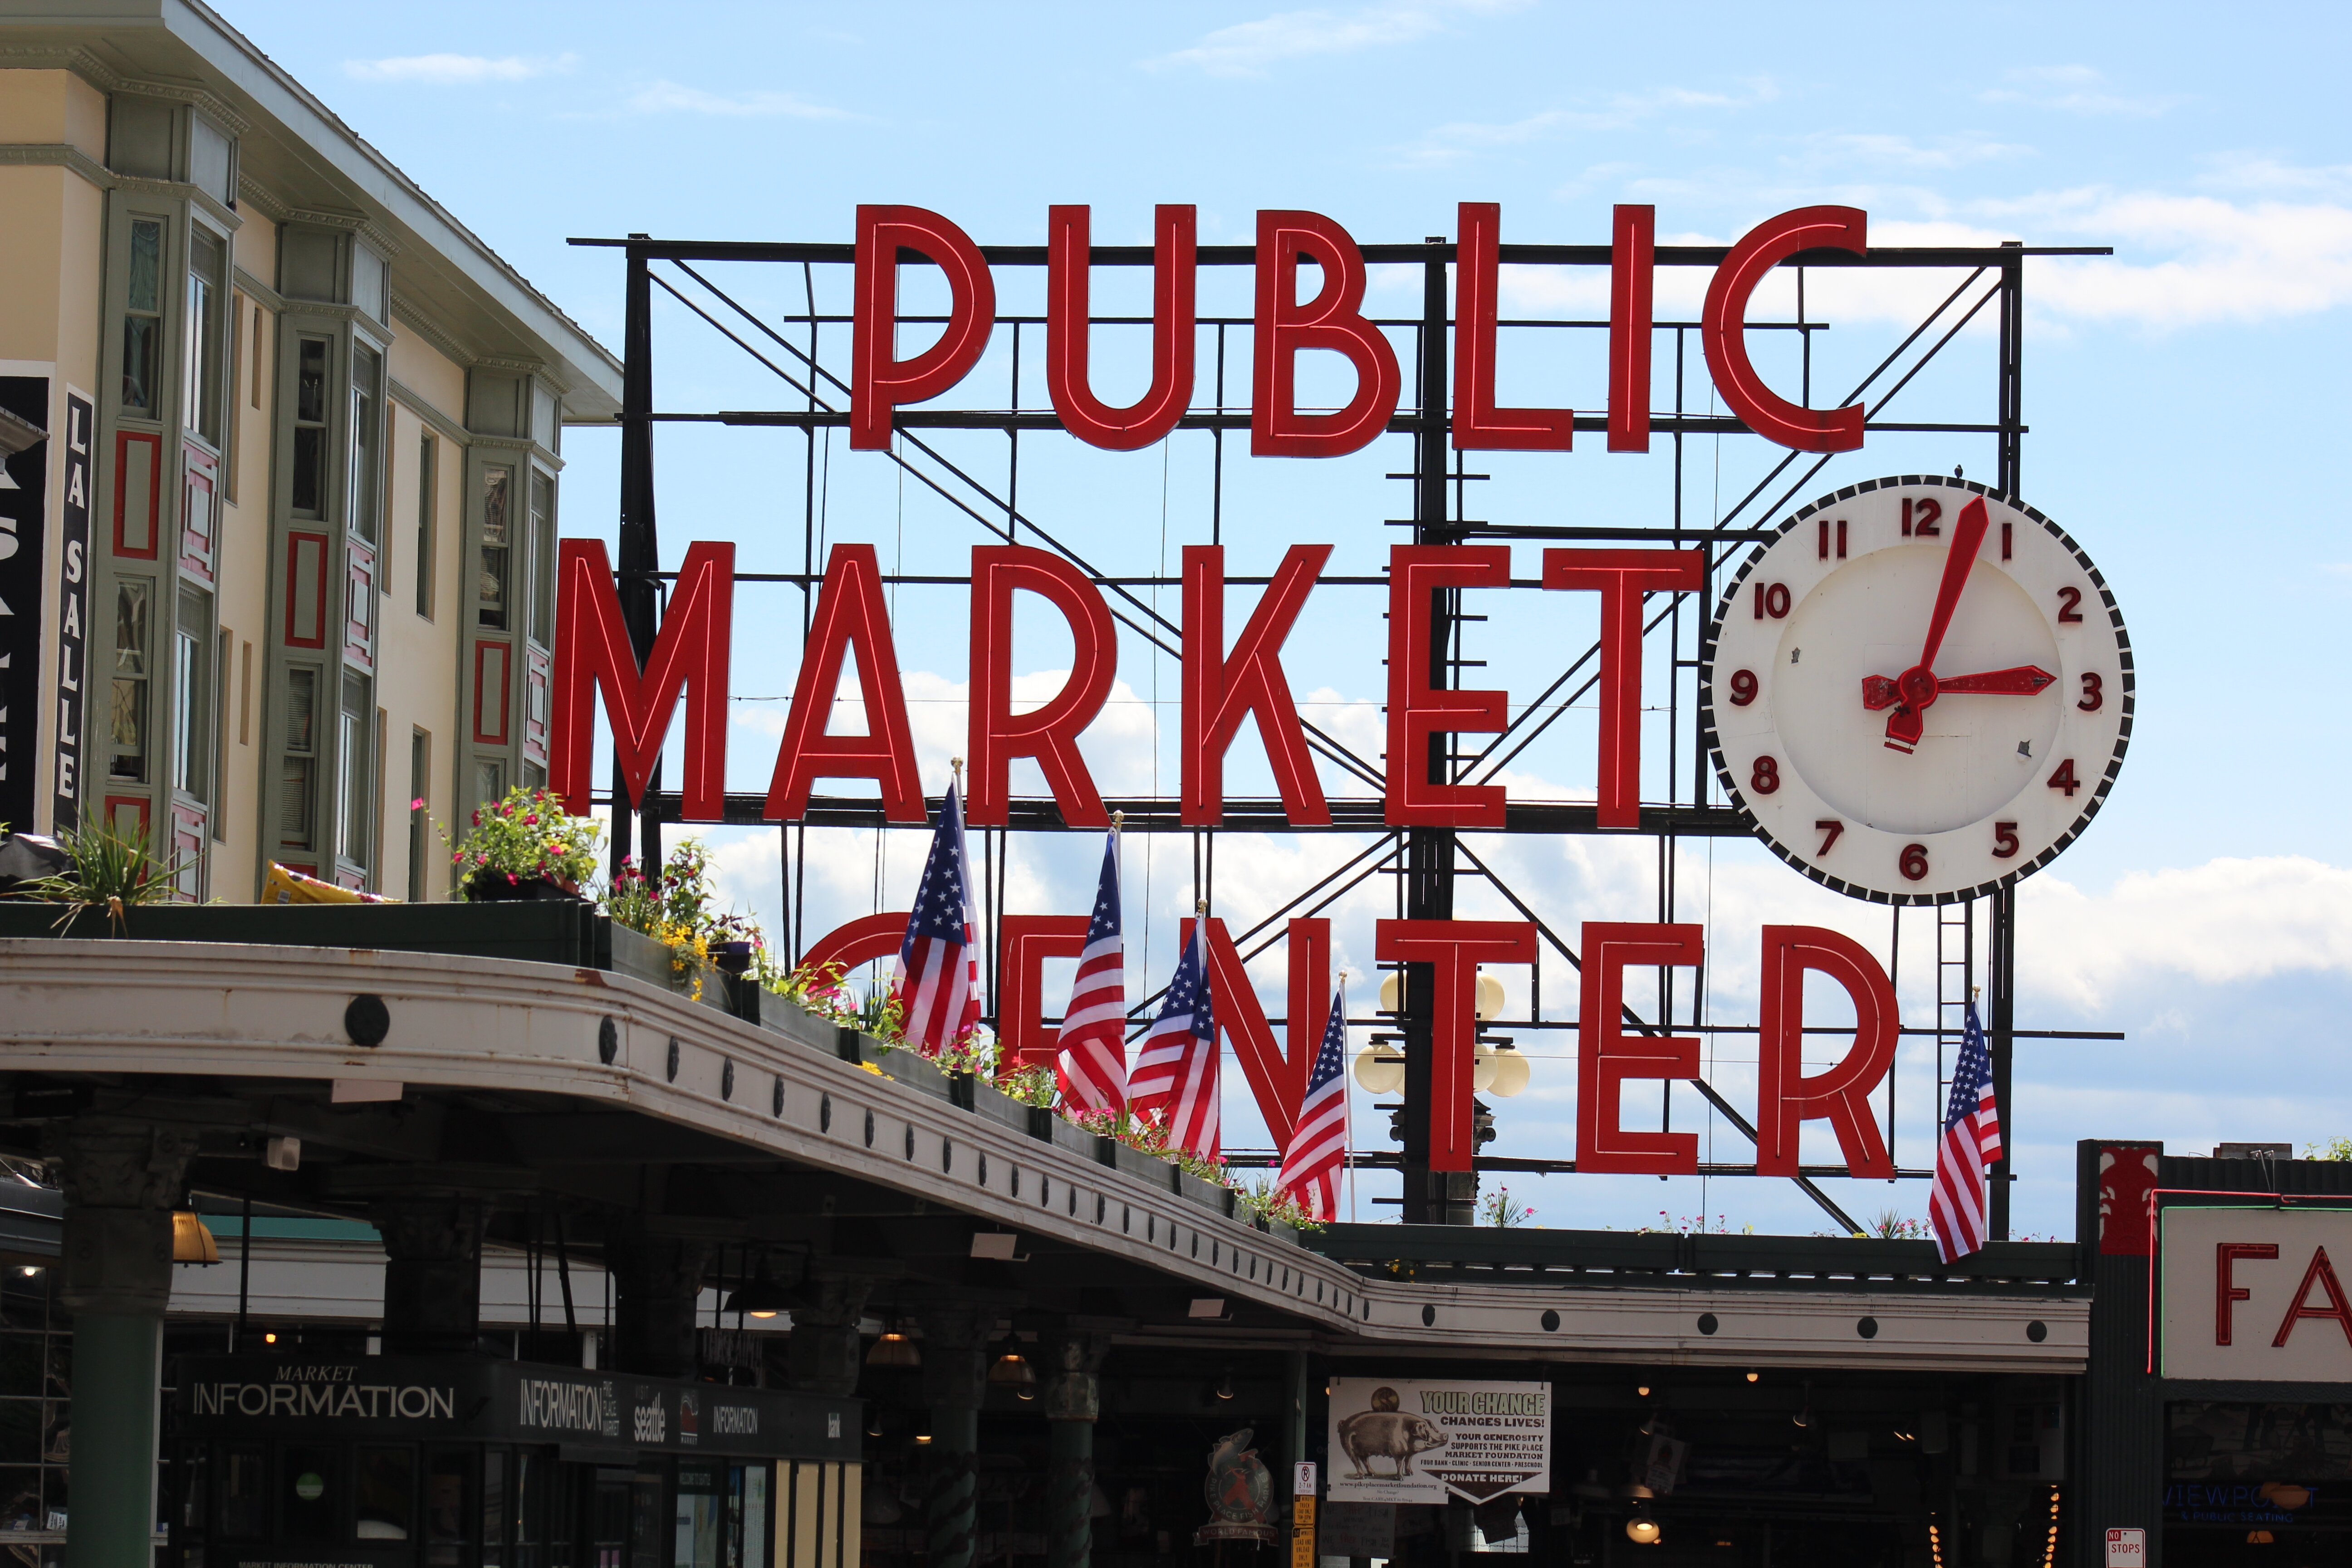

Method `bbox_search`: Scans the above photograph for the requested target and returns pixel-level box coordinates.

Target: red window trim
[473,638,511,746]
[284,530,329,649]
[113,430,162,559]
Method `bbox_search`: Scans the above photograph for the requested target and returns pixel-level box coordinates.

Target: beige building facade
[0,0,619,901]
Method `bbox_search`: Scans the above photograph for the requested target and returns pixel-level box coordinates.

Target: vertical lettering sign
[51,390,89,831]
[0,377,48,832]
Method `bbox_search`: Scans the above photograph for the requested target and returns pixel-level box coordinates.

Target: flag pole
[1340,969,1356,1226]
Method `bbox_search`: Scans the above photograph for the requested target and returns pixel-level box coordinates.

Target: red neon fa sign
[853,201,1869,460]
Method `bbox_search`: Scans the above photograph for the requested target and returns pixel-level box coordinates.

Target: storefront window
[111,578,152,784]
[122,218,163,412]
[354,1446,414,1542]
[424,1447,469,1568]
[478,466,512,630]
[220,1446,265,1538]
[280,1444,339,1545]
[675,1464,723,1568]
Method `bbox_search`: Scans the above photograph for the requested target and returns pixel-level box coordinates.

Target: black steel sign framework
[569,227,2122,1236]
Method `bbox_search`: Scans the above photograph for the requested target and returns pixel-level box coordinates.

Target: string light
[1928,1522,1944,1568]
[2041,1486,2061,1567]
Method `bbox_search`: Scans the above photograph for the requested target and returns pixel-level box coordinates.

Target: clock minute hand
[1882,495,1992,750]
[1863,665,2054,710]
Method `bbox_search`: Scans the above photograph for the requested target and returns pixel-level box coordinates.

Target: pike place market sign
[554,201,2132,1181]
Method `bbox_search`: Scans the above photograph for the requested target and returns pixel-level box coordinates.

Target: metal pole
[1402,236,1463,1225]
[614,239,662,879]
[236,1191,251,1350]
[1988,243,2024,1242]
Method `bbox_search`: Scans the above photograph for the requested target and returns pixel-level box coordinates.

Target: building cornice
[230,264,284,314]
[388,293,477,370]
[387,378,470,449]
[0,142,113,191]
[115,171,241,232]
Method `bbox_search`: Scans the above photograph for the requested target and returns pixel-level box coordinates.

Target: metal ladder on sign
[1934,900,1975,1126]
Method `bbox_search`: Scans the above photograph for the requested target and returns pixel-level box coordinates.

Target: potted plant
[447,788,600,902]
[15,821,188,933]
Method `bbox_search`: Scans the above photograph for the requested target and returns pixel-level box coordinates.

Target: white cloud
[1149,0,1528,78]
[1993,187,2352,325]
[1979,64,2185,118]
[2019,856,2352,1013]
[1395,79,1779,167]
[624,80,849,119]
[1796,132,2034,172]
[344,53,575,85]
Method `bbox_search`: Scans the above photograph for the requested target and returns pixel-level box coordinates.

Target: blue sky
[235,0,2352,1236]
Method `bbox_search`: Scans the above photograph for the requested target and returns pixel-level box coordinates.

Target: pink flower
[524,814,539,827]
[409,797,426,811]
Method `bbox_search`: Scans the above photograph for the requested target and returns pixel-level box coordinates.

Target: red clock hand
[1863,665,2054,709]
[1881,495,1991,750]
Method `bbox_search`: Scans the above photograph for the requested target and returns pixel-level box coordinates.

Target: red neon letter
[967,545,1117,828]
[764,543,925,824]
[1375,920,1536,1172]
[1047,204,1196,451]
[1543,549,1706,828]
[2216,1242,2279,1345]
[1387,545,1512,827]
[1252,210,1401,458]
[1608,204,1655,452]
[2272,1246,2352,1348]
[851,205,996,451]
[1756,924,1897,1178]
[1181,916,1330,1148]
[1702,206,1867,454]
[551,538,732,821]
[1182,544,1331,826]
[798,912,911,990]
[1453,203,1572,451]
[1577,923,1703,1175]
[998,915,1092,1077]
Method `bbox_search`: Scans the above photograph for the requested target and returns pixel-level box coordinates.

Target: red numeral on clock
[1728,669,1758,707]
[2057,586,2084,623]
[2048,759,2081,797]
[1753,582,1790,619]
[1815,819,1843,855]
[2078,672,2102,712]
[1751,756,1781,795]
[1817,519,1847,559]
[1903,498,1942,537]
[1993,821,2020,858]
[1900,843,1929,881]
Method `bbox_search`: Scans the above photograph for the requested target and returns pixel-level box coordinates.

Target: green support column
[1041,1327,1112,1568]
[48,1117,198,1568]
[916,1303,997,1568]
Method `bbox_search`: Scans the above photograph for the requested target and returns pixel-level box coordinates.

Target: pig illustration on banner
[1325,1378,1551,1505]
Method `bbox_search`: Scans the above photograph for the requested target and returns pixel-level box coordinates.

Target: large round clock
[1701,476,2133,904]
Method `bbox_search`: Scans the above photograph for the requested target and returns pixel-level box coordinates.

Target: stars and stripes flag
[1930,1000,2005,1263]
[1128,916,1218,1159]
[889,778,983,1057]
[1056,831,1128,1113]
[1275,988,1351,1221]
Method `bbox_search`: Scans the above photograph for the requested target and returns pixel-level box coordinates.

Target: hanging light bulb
[1485,1044,1531,1098]
[1377,973,1403,1014]
[1745,1371,1760,1384]
[1474,972,1506,1022]
[867,1328,921,1367]
[1353,1042,1405,1095]
[1215,1371,1236,1401]
[1626,1508,1661,1546]
[988,1353,1037,1392]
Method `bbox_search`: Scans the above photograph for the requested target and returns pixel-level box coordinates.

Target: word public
[853,201,1875,458]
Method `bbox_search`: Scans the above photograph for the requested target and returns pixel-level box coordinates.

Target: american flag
[1056,831,1128,1112]
[1128,917,1218,1158]
[1275,989,1350,1220]
[890,779,983,1057]
[1930,1001,2004,1263]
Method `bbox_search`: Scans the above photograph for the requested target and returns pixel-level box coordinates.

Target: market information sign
[1326,1378,1549,1504]
[2160,1207,2352,1381]
[0,376,47,832]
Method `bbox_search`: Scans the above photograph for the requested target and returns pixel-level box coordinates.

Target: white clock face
[1702,477,2133,904]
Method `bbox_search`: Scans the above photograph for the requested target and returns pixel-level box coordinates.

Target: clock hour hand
[1862,665,2055,709]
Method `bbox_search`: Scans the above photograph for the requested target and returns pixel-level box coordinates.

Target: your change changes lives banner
[1327,1378,1550,1504]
